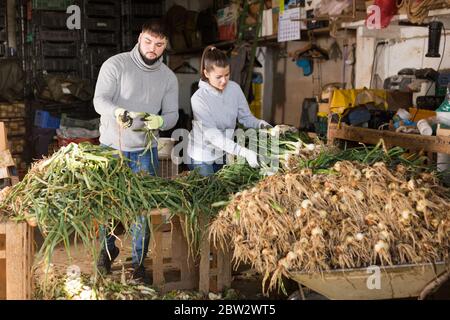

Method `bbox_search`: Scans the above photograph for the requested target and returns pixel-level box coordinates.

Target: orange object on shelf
[409,108,436,122]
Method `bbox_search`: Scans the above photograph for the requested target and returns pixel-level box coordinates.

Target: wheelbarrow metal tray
[290,262,447,300]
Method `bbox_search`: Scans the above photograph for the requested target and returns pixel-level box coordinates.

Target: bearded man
[93,20,179,281]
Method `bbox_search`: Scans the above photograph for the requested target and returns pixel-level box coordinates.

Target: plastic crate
[157,158,179,179]
[86,3,120,17]
[57,136,99,147]
[85,17,120,31]
[38,29,79,42]
[132,3,163,16]
[41,58,78,71]
[88,46,117,65]
[32,0,73,11]
[314,116,328,137]
[60,114,99,130]
[438,72,450,88]
[86,31,117,45]
[34,110,61,129]
[41,42,77,57]
[34,11,68,29]
[129,17,161,32]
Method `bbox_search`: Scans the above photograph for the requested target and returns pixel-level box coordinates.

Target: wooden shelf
[327,123,450,155]
[167,35,279,56]
[341,8,450,29]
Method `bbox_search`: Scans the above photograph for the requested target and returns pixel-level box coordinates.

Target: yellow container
[250,101,262,118]
[252,83,262,101]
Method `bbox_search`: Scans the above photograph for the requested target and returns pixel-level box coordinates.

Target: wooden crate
[147,211,232,294]
[147,209,198,293]
[327,123,450,155]
[198,217,232,294]
[0,221,35,300]
[157,157,179,179]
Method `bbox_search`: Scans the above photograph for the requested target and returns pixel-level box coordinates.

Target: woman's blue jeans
[188,158,224,176]
[100,147,159,267]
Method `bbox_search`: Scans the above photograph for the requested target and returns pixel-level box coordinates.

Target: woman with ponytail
[187,46,271,176]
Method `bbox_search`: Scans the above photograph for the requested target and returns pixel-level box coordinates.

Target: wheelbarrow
[289,262,449,300]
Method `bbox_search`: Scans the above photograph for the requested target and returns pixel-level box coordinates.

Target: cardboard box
[272,7,279,34]
[386,90,413,111]
[318,103,330,114]
[437,124,450,136]
[262,9,273,36]
[409,108,436,122]
[0,122,8,151]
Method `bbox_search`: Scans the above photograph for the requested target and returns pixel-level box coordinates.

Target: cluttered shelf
[167,35,279,56]
[167,28,337,56]
[340,7,450,29]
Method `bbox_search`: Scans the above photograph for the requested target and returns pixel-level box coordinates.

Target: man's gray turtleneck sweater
[93,44,179,151]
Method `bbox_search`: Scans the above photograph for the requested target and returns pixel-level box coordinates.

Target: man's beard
[139,47,161,66]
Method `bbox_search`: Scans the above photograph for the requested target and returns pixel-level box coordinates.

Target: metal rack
[0,0,7,57]
[82,0,121,81]
[30,1,83,77]
[121,0,165,51]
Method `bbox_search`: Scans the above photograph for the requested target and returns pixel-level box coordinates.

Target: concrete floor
[33,227,290,300]
[33,228,449,300]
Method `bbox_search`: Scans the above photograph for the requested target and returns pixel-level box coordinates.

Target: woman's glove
[238,148,259,168]
[259,120,273,129]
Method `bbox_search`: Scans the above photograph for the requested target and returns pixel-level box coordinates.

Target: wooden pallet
[198,216,232,295]
[148,209,198,293]
[0,221,35,300]
[147,211,232,294]
[327,123,450,155]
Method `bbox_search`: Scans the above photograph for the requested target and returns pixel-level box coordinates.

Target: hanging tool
[426,21,444,58]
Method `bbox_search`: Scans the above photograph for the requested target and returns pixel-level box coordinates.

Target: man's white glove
[259,120,272,129]
[142,114,164,130]
[114,108,134,128]
[238,148,259,168]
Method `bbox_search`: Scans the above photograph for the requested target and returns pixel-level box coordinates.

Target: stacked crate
[31,0,82,76]
[0,220,35,300]
[121,0,164,51]
[82,0,121,80]
[0,0,6,57]
[0,102,27,174]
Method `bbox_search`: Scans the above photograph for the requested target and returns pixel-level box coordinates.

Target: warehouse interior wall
[356,23,450,88]
[272,35,356,126]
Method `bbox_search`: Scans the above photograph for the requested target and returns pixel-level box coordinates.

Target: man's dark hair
[142,20,169,39]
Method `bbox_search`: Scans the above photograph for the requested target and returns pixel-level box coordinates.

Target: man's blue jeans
[100,147,159,267]
[188,158,224,176]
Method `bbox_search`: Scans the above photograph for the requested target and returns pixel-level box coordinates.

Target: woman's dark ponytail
[200,46,229,81]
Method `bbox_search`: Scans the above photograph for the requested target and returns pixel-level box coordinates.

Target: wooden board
[198,216,232,294]
[148,210,198,293]
[0,150,15,168]
[0,221,35,300]
[0,123,8,152]
[327,123,450,155]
